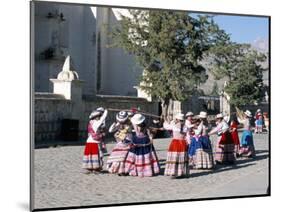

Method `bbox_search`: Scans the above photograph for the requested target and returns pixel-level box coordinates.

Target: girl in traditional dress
[107,111,133,175]
[188,112,214,169]
[163,113,189,178]
[230,117,240,156]
[208,113,236,164]
[255,113,263,134]
[238,110,255,157]
[82,108,108,173]
[255,109,262,120]
[263,112,269,132]
[124,113,160,177]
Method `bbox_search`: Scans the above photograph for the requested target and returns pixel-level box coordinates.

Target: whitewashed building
[34,2,142,96]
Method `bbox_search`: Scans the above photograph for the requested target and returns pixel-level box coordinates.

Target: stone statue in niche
[51,30,65,60]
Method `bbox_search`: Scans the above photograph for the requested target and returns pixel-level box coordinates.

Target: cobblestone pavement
[33,133,269,209]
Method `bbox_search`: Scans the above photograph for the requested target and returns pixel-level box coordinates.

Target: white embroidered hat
[244,110,252,117]
[198,111,208,119]
[131,113,146,125]
[216,113,224,119]
[185,112,194,117]
[175,113,185,121]
[89,110,101,119]
[116,111,129,122]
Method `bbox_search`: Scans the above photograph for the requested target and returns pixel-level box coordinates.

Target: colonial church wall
[95,8,142,96]
[105,9,142,96]
[34,2,143,97]
[34,2,97,95]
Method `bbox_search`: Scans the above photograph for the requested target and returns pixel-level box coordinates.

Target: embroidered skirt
[215,133,236,164]
[82,142,103,170]
[124,144,160,177]
[106,141,131,174]
[215,143,236,163]
[164,139,189,177]
[195,136,214,169]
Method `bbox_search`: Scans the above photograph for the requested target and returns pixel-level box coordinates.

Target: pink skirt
[107,142,131,174]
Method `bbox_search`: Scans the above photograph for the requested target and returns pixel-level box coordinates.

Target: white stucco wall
[34,2,97,94]
[34,3,143,97]
[96,7,142,96]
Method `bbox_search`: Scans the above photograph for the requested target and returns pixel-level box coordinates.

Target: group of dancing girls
[82,107,256,178]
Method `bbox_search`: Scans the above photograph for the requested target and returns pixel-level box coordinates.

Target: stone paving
[33,133,269,209]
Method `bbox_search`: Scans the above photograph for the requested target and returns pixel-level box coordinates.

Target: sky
[213,14,269,45]
[191,12,269,50]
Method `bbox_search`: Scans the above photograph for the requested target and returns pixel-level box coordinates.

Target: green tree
[109,10,230,117]
[209,43,266,106]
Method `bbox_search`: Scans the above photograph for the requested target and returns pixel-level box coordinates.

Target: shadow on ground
[154,149,269,179]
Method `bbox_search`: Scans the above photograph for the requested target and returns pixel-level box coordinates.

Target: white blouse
[216,121,229,135]
[163,121,187,139]
[91,109,108,132]
[87,110,108,143]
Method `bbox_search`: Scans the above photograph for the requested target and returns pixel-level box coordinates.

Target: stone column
[50,56,84,119]
[220,91,231,115]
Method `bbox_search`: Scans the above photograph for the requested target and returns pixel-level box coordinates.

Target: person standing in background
[255,112,264,134]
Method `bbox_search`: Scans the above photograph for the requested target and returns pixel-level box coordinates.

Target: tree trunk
[161,98,172,121]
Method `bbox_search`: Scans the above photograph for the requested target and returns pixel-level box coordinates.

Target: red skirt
[164,139,189,177]
[231,130,240,145]
[84,142,99,155]
[82,143,103,170]
[219,131,234,145]
[167,139,187,152]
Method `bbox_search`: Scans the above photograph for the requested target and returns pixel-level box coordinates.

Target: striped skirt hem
[124,150,160,177]
[215,143,236,163]
[194,148,214,169]
[82,143,103,170]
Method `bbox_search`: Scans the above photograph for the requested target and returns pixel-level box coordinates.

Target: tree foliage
[209,43,267,106]
[109,10,230,115]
